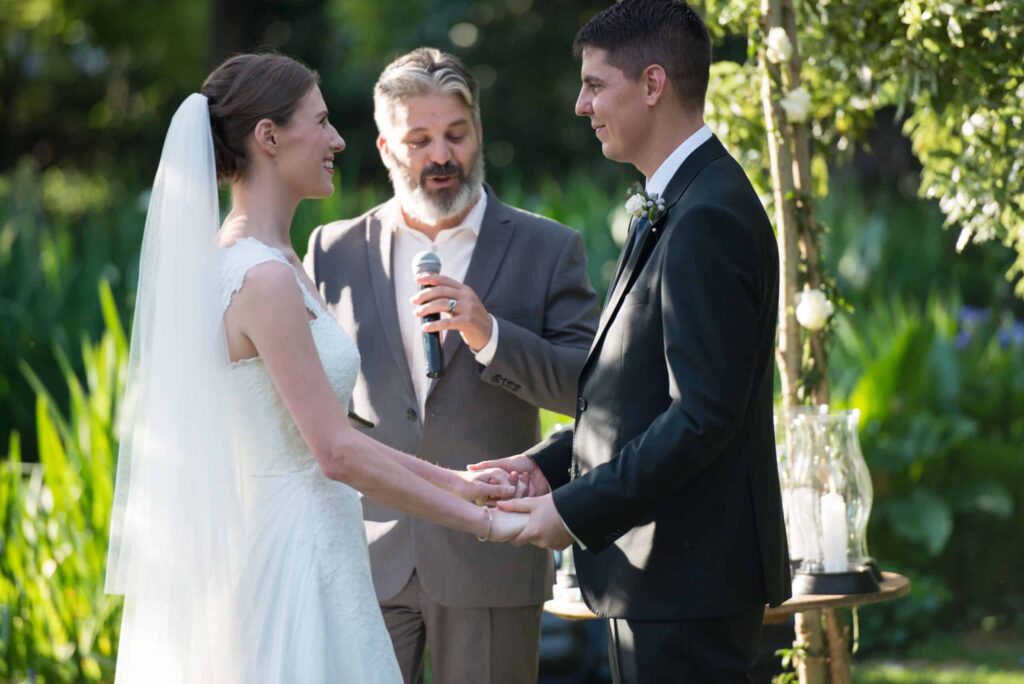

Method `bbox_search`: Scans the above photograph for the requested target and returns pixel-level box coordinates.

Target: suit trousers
[607,605,766,683]
[380,570,544,684]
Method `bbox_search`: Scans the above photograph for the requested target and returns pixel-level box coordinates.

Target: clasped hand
[460,454,573,550]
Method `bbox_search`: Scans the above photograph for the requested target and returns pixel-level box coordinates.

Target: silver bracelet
[476,506,493,542]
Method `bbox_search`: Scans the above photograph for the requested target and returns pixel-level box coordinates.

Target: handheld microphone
[412,251,444,378]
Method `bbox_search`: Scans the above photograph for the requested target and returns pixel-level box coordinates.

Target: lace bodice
[220,238,361,477]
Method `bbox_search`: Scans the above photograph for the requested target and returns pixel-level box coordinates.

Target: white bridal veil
[105,93,245,682]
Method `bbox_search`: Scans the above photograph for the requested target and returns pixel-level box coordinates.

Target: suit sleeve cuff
[561,517,588,551]
[472,315,499,365]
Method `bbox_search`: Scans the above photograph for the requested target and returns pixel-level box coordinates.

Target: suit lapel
[425,188,514,400]
[585,135,729,369]
[367,202,417,401]
[590,216,659,355]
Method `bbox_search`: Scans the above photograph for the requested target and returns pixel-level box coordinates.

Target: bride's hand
[454,467,526,505]
[486,508,529,543]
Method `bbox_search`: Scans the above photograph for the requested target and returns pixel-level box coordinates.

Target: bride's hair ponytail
[201,53,320,182]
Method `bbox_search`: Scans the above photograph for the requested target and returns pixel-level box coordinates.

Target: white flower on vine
[780,87,812,123]
[765,28,793,64]
[795,288,834,331]
[851,95,871,111]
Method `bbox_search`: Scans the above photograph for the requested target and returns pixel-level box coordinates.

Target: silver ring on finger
[447,298,458,314]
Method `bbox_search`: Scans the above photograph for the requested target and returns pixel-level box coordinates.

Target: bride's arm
[225,262,523,539]
[364,446,524,503]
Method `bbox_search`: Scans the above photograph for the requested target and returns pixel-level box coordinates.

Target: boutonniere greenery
[624,181,667,223]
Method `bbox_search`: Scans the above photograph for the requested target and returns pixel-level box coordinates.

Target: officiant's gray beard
[386,149,485,225]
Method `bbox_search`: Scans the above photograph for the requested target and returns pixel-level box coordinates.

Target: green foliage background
[1,0,1023,679]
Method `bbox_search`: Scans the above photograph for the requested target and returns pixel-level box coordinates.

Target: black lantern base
[792,566,881,596]
[863,558,883,583]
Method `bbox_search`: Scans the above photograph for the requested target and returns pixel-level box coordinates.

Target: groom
[483,1,791,681]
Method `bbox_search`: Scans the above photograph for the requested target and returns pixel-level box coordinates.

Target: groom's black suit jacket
[530,136,791,619]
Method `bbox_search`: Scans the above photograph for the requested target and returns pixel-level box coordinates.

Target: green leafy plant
[702,0,1024,294]
[0,280,127,682]
[0,162,141,462]
[830,297,1024,650]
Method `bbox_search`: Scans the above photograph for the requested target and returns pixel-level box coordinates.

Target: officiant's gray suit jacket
[304,187,599,607]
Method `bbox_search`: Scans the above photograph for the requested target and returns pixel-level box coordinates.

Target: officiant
[304,48,599,684]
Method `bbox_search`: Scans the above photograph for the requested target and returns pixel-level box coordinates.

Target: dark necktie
[624,215,649,263]
[610,215,649,292]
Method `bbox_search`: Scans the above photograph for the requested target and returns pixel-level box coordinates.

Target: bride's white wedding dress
[222,237,402,683]
[107,96,402,683]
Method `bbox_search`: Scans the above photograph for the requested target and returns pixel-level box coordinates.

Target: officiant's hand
[469,454,550,497]
[495,494,573,550]
[454,467,526,505]
[412,274,493,352]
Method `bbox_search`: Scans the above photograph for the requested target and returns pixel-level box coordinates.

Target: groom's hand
[412,274,492,352]
[470,454,550,498]
[495,494,573,550]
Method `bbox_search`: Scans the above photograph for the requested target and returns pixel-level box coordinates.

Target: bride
[105,53,527,683]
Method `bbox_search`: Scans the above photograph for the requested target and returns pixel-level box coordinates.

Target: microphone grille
[412,250,442,276]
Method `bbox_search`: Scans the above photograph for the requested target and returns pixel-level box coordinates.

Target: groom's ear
[376,134,390,162]
[642,64,669,107]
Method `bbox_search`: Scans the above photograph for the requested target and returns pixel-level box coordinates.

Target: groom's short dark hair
[574,0,711,113]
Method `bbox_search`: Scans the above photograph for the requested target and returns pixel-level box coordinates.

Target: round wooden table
[544,572,910,682]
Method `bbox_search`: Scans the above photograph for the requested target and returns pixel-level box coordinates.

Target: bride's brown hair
[201,53,320,181]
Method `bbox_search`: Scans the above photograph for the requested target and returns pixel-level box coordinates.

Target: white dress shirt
[646,124,712,198]
[562,125,713,551]
[391,191,498,421]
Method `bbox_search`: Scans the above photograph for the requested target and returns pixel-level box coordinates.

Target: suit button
[577,397,588,413]
[406,408,417,422]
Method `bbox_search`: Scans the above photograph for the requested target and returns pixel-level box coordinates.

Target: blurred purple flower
[958,305,991,329]
[997,320,1024,349]
[955,305,991,350]
[955,330,973,350]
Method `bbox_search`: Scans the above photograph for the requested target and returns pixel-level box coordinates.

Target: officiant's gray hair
[373,48,481,133]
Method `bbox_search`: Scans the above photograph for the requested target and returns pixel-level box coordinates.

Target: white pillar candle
[820,492,848,573]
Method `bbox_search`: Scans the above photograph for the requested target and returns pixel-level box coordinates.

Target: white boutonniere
[625,181,666,223]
